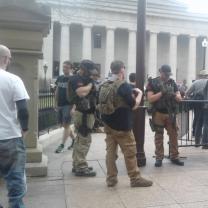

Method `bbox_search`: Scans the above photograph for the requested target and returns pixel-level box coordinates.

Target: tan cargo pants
[72,111,95,170]
[153,111,179,160]
[104,125,141,183]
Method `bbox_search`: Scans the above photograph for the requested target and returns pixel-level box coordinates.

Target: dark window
[93,32,102,48]
[53,61,60,78]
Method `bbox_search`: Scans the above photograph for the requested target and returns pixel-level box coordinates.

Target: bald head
[0,45,10,57]
[0,45,11,70]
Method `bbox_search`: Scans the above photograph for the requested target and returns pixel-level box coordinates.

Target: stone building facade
[38,0,208,86]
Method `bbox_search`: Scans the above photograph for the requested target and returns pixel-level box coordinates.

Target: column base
[26,154,48,177]
[137,152,146,167]
[26,143,43,163]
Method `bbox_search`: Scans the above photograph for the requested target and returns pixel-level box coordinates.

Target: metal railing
[38,90,59,136]
[177,100,208,147]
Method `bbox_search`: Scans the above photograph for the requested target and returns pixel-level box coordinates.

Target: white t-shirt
[0,69,30,140]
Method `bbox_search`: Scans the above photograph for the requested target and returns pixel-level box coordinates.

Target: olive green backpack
[98,80,126,115]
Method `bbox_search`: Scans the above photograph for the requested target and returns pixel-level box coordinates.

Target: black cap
[80,60,95,72]
[159,65,172,75]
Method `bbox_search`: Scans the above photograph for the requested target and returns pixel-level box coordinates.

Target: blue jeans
[0,137,26,208]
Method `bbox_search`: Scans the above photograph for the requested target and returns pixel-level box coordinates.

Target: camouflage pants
[72,111,95,170]
[153,111,179,160]
[104,125,141,183]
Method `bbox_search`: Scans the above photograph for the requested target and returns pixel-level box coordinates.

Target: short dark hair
[129,73,136,82]
[63,60,72,67]
[110,60,125,74]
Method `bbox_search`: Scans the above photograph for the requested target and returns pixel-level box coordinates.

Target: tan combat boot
[130,177,153,187]
[106,178,118,187]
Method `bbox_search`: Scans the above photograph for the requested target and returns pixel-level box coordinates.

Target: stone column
[0,0,51,176]
[42,21,54,79]
[169,33,178,80]
[82,24,92,60]
[187,35,197,86]
[127,29,136,76]
[105,27,115,78]
[148,31,158,78]
[60,23,70,74]
[205,37,208,70]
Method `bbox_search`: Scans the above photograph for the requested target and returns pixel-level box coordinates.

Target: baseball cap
[80,59,95,72]
[159,65,172,75]
[199,69,208,76]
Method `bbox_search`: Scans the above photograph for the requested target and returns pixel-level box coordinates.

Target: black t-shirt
[102,82,136,131]
[55,75,71,106]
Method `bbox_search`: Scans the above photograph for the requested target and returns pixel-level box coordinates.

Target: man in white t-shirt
[0,45,29,208]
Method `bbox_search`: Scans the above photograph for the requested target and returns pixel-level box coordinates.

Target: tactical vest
[76,90,97,113]
[150,77,178,113]
[67,79,97,113]
[98,80,129,115]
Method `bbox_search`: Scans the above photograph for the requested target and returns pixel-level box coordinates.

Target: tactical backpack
[98,80,126,115]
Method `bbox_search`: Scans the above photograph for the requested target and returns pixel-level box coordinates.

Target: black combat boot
[155,159,162,167]
[171,159,184,166]
[72,166,93,173]
[75,168,96,177]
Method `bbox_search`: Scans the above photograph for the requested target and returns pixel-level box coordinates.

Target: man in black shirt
[55,60,75,153]
[101,60,153,187]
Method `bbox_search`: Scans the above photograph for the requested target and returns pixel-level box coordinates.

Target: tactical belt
[76,111,93,137]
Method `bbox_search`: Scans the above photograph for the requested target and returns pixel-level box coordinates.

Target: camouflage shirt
[146,77,178,114]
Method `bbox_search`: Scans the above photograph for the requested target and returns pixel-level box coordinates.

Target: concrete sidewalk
[1,124,208,208]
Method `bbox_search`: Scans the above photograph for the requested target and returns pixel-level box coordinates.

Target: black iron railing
[177,100,208,147]
[38,90,59,136]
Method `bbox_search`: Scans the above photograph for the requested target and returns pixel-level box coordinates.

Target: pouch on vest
[98,80,125,115]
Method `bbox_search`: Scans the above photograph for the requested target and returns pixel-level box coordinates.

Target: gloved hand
[160,83,168,95]
[160,84,175,98]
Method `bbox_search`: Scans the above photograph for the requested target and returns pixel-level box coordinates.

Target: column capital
[60,23,70,28]
[82,23,93,28]
[106,26,116,31]
[170,32,179,36]
[148,30,159,35]
[189,34,198,38]
[128,28,137,33]
[128,29,137,33]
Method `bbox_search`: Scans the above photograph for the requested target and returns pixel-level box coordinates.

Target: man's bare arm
[147,91,162,103]
[175,91,182,102]
[76,83,93,97]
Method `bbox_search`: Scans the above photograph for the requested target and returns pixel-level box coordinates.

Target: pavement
[1,118,208,208]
